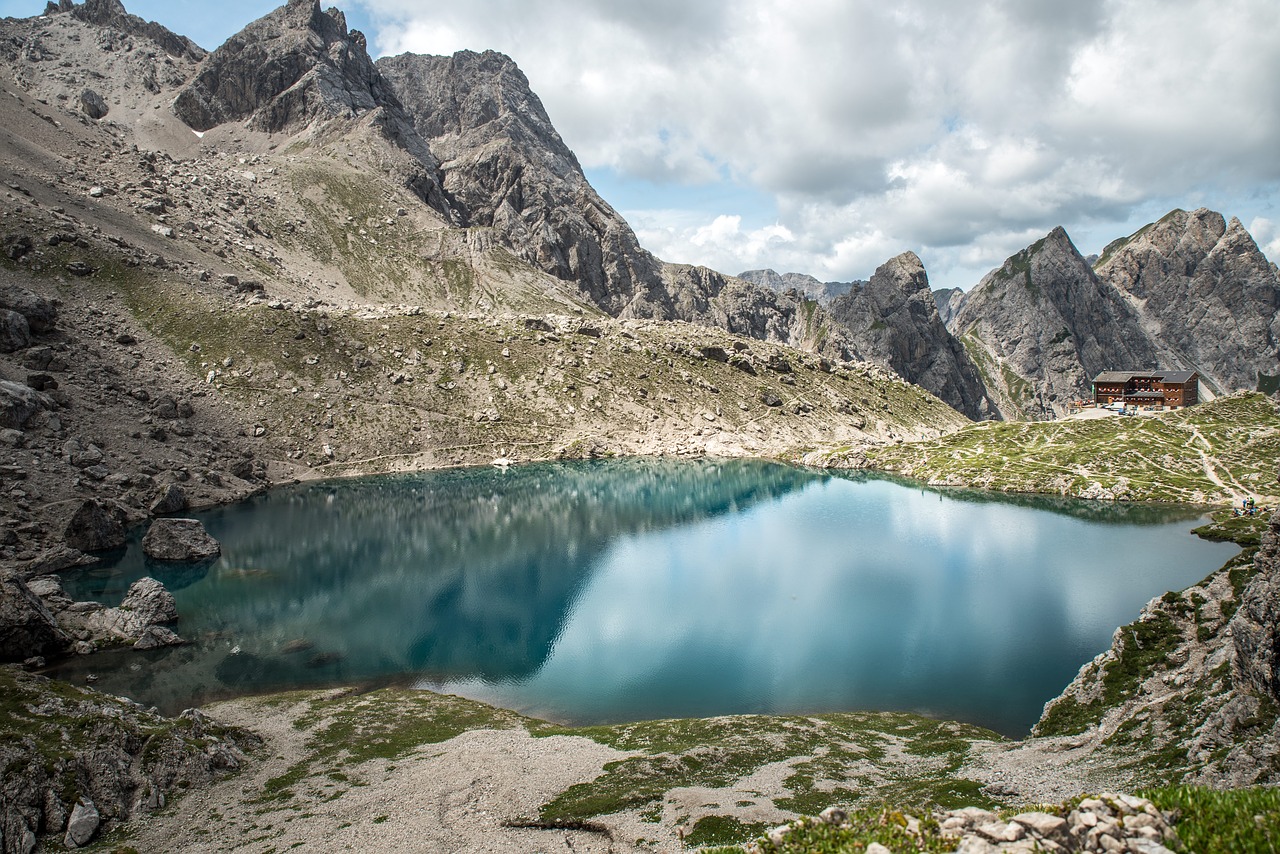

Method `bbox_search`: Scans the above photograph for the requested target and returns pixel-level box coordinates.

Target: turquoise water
[51,459,1235,737]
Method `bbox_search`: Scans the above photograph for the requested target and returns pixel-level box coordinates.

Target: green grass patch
[684,815,770,848]
[1142,785,1280,854]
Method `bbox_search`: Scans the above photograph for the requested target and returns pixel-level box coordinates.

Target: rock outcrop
[1032,468,1280,787]
[40,575,186,650]
[950,227,1161,420]
[63,0,205,62]
[1095,208,1280,395]
[828,252,994,420]
[0,667,256,854]
[1229,485,1280,703]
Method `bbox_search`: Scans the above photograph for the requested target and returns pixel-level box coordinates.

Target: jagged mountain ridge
[1095,207,1280,395]
[737,269,859,304]
[950,227,1162,420]
[8,0,1277,424]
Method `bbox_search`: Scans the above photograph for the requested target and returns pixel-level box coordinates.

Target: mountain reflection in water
[51,459,1235,736]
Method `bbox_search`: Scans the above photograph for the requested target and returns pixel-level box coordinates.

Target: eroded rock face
[378,49,664,316]
[950,227,1161,420]
[141,518,220,562]
[1096,208,1280,395]
[828,252,995,420]
[0,575,71,662]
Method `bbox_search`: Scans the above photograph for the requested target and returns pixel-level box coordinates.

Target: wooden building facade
[1092,370,1200,408]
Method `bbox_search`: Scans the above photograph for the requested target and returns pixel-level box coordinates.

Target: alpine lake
[49,458,1237,738]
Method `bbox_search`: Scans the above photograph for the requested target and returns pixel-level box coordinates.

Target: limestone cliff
[950,227,1160,420]
[828,252,995,420]
[1095,208,1280,395]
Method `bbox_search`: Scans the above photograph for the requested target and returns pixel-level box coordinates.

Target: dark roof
[1093,369,1199,384]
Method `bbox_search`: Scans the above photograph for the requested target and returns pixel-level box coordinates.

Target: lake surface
[51,459,1236,737]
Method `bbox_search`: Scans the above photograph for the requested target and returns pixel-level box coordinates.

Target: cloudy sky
[5,0,1278,288]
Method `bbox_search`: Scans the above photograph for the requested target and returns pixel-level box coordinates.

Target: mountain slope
[950,227,1161,420]
[1095,208,1280,395]
[375,48,862,361]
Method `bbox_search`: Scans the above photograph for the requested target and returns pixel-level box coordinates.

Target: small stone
[818,807,848,826]
[1012,811,1068,839]
[865,844,892,854]
[88,186,105,198]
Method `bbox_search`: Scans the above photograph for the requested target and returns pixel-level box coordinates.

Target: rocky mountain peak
[44,0,205,61]
[737,270,858,305]
[828,252,996,420]
[172,0,389,133]
[876,250,929,294]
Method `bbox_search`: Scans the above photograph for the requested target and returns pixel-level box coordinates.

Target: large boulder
[119,576,178,625]
[0,283,57,333]
[0,575,71,661]
[64,798,100,848]
[0,308,31,352]
[149,484,188,515]
[0,380,54,430]
[142,519,220,562]
[63,500,126,553]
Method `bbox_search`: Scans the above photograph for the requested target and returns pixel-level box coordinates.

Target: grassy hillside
[838,394,1280,505]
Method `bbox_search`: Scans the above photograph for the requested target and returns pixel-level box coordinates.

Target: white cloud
[1250,218,1280,265]
[358,0,1280,287]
